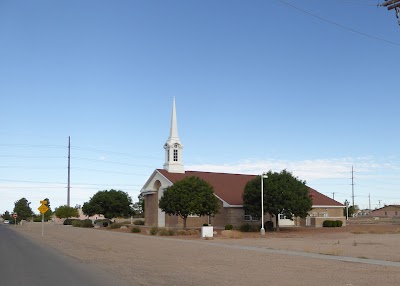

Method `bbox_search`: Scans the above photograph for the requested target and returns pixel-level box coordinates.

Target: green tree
[132,193,144,218]
[82,189,133,219]
[42,198,53,221]
[1,211,11,221]
[343,200,359,218]
[54,205,79,219]
[13,198,34,222]
[158,176,220,230]
[243,170,312,232]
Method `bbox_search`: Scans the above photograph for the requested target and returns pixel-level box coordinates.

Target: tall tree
[82,189,133,219]
[1,211,11,221]
[42,198,53,221]
[243,170,312,231]
[159,176,220,229]
[54,205,79,219]
[13,198,34,222]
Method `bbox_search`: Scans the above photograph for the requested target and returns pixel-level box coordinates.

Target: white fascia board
[214,194,243,208]
[140,169,159,193]
[154,169,174,185]
[313,205,345,208]
[140,169,174,195]
[141,190,157,195]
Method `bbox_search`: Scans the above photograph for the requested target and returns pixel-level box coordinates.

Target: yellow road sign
[38,204,49,214]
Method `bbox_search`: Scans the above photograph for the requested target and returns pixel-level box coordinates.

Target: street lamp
[260,173,268,236]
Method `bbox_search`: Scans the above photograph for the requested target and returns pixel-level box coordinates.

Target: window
[279,214,287,220]
[244,210,259,221]
[396,211,398,216]
[385,212,387,216]
[173,149,178,161]
[167,150,170,162]
[319,213,328,218]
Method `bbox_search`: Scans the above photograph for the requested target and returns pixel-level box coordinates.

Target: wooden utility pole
[351,166,355,207]
[67,136,71,207]
[381,0,400,25]
[381,0,400,10]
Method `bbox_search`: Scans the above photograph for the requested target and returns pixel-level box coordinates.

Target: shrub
[187,229,200,235]
[150,226,159,235]
[131,227,141,233]
[133,220,145,225]
[158,228,175,236]
[177,230,188,235]
[331,220,338,227]
[203,223,209,226]
[323,220,333,227]
[64,219,80,226]
[109,222,124,229]
[72,220,82,227]
[336,220,343,227]
[239,223,258,232]
[33,217,42,222]
[225,224,233,230]
[81,219,94,228]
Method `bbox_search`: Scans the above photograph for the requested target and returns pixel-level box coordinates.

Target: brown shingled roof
[157,169,343,207]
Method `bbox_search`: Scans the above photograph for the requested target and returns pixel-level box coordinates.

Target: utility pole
[368,193,371,210]
[351,166,355,207]
[67,136,71,207]
[332,192,335,200]
[380,0,400,25]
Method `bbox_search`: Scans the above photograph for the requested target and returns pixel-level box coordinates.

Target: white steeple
[163,97,184,173]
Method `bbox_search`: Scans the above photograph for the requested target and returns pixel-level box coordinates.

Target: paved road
[0,225,122,286]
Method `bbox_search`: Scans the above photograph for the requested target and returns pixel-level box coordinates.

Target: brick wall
[144,194,158,226]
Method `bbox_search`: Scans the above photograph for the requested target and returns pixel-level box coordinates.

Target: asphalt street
[0,224,122,286]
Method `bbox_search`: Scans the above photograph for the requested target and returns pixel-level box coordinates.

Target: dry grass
[221,230,242,239]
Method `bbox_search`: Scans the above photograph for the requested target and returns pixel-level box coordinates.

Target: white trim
[141,190,156,196]
[140,170,159,193]
[158,187,165,227]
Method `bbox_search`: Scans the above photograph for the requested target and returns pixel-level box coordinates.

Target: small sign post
[13,213,17,226]
[38,200,49,237]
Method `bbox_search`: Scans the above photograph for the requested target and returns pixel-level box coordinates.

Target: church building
[140,99,345,228]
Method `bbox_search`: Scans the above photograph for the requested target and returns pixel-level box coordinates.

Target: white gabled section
[140,169,174,228]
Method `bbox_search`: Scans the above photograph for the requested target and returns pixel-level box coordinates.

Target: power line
[71,146,160,160]
[0,155,66,159]
[0,143,65,148]
[71,167,149,176]
[72,156,156,168]
[276,0,400,46]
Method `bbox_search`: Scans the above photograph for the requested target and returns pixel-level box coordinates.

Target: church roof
[157,169,343,207]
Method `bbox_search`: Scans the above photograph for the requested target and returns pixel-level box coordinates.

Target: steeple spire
[168,97,180,141]
[163,98,184,173]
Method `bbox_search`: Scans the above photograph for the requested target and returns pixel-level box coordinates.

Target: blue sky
[1,0,399,214]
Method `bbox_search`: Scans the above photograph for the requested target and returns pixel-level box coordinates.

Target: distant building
[141,99,345,228]
[370,205,400,218]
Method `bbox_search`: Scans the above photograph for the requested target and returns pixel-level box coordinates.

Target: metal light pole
[260,173,267,236]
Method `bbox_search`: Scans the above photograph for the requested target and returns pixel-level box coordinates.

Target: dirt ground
[13,222,400,286]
